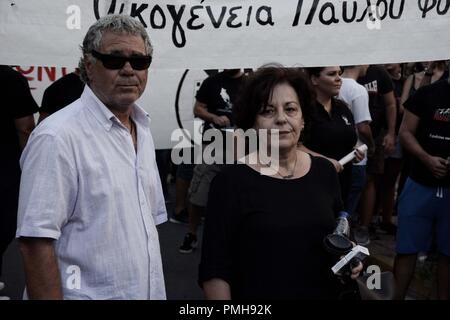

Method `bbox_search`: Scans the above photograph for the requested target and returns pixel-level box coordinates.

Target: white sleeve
[16,132,78,240]
[351,89,372,124]
[152,155,168,226]
[146,130,168,226]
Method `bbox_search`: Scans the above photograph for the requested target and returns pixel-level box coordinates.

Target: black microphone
[323,211,353,256]
[323,211,368,277]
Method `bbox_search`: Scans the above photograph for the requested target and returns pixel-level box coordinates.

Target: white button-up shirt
[17,85,167,299]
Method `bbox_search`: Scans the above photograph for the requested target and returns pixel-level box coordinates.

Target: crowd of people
[0,14,449,300]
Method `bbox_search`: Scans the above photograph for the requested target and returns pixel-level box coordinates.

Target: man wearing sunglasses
[16,15,167,300]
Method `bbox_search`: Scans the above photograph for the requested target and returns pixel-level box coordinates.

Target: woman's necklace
[276,153,298,179]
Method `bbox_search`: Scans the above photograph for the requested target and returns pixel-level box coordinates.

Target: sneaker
[169,208,189,225]
[179,233,198,254]
[353,226,370,246]
[0,282,8,300]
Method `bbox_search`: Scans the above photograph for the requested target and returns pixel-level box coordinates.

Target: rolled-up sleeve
[16,132,77,240]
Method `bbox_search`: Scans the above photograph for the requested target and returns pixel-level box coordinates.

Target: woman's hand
[353,147,365,163]
[350,260,363,280]
[348,241,364,280]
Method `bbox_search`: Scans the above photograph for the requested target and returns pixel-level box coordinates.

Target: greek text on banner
[1,0,450,69]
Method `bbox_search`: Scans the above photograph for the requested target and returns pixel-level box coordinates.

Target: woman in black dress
[199,66,362,300]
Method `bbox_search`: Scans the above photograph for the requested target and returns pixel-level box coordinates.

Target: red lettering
[44,67,56,82]
[15,66,35,81]
[434,114,450,122]
[37,66,43,81]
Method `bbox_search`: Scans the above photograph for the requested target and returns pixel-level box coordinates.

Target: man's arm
[400,110,448,179]
[14,115,35,150]
[400,75,414,114]
[193,100,230,127]
[202,278,231,300]
[383,91,397,154]
[19,237,63,299]
[356,121,375,156]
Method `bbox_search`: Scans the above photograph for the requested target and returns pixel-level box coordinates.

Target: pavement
[366,227,438,300]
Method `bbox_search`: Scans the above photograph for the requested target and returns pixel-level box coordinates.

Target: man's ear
[84,55,94,82]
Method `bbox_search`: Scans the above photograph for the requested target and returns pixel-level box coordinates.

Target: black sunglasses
[91,50,152,70]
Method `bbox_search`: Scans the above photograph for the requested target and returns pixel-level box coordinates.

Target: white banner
[2,1,450,149]
[1,0,450,69]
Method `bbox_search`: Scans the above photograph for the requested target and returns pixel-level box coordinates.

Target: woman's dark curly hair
[233,64,315,142]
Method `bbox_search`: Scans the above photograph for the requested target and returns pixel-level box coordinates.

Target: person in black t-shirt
[177,70,245,254]
[199,66,362,300]
[379,63,405,235]
[397,61,449,200]
[0,65,38,297]
[355,65,397,245]
[38,69,84,123]
[394,72,450,300]
[301,66,362,205]
[196,69,244,134]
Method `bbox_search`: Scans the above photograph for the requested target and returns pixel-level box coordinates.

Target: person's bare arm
[400,75,413,114]
[14,115,35,150]
[400,110,447,179]
[19,237,63,299]
[356,121,375,156]
[383,91,397,154]
[193,100,230,127]
[202,278,231,300]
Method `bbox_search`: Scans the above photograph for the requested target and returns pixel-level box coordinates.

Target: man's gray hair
[78,14,153,84]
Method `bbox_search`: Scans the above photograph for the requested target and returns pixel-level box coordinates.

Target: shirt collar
[316,98,340,117]
[81,85,151,131]
[132,101,152,129]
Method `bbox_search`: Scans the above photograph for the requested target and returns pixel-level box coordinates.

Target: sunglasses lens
[92,51,151,70]
[102,56,126,69]
[129,56,152,70]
